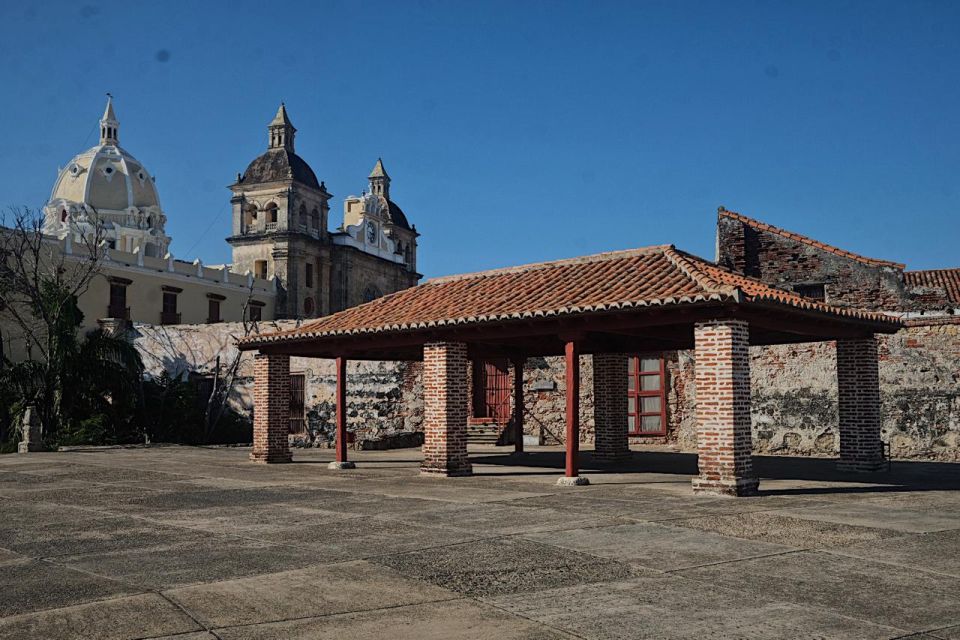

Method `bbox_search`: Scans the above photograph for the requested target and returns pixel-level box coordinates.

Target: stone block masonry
[420,341,472,477]
[250,353,292,463]
[690,320,758,496]
[131,320,960,462]
[837,337,885,472]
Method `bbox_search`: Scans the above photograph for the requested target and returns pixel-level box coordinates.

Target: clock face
[366,222,377,244]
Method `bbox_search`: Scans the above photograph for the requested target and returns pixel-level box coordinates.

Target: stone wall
[129,318,960,460]
[716,212,908,310]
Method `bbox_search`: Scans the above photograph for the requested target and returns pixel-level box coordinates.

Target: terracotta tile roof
[904,268,960,305]
[718,208,906,269]
[240,245,900,348]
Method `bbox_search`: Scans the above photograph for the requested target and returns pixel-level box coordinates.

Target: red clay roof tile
[241,244,900,347]
[904,268,960,305]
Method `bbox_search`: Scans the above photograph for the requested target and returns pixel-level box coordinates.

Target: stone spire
[99,94,119,145]
[267,103,296,152]
[368,157,390,199]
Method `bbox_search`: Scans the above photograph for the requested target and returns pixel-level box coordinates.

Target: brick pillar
[250,353,292,464]
[420,341,472,477]
[593,353,631,463]
[691,320,758,496]
[837,337,885,472]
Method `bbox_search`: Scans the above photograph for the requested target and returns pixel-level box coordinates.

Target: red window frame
[627,355,667,436]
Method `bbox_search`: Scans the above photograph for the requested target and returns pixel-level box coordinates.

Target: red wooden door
[289,374,305,433]
[484,360,511,423]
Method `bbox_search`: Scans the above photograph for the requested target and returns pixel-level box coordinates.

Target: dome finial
[368,157,390,199]
[100,93,119,145]
[267,103,296,151]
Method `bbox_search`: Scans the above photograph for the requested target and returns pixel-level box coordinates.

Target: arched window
[60,209,67,223]
[311,207,320,230]
[405,245,412,265]
[304,297,315,316]
[298,204,306,228]
[265,202,279,225]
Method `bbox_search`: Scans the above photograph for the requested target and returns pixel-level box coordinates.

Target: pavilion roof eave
[242,297,902,360]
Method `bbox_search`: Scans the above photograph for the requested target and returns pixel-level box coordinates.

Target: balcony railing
[160,311,182,325]
[265,222,278,232]
[107,305,130,320]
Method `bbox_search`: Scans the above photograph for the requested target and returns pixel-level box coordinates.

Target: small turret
[100,94,119,145]
[267,103,296,151]
[368,157,390,199]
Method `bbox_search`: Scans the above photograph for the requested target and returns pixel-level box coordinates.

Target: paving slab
[0,558,141,617]
[379,501,630,535]
[56,536,316,590]
[372,537,639,597]
[0,514,211,558]
[777,502,960,533]
[142,502,365,536]
[485,575,904,640]
[830,529,960,578]
[523,521,793,570]
[668,510,903,548]
[0,549,23,565]
[165,560,457,628]
[0,592,201,640]
[675,550,960,630]
[248,514,480,558]
[212,599,570,640]
[350,478,553,504]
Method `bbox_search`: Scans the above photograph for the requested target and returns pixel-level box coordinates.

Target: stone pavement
[1,445,960,639]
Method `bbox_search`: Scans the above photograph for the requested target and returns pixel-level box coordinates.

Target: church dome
[240,148,321,190]
[236,104,323,191]
[50,143,161,213]
[45,97,170,258]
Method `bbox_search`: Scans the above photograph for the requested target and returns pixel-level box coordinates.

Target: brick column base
[837,337,885,472]
[421,342,472,477]
[593,353,631,463]
[250,353,292,464]
[692,320,758,497]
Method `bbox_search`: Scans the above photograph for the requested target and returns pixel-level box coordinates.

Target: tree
[0,206,142,442]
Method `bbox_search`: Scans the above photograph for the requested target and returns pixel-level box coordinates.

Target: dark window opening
[794,283,826,301]
[108,281,129,319]
[248,303,263,322]
[305,262,313,288]
[628,355,667,436]
[161,291,180,325]
[207,299,221,323]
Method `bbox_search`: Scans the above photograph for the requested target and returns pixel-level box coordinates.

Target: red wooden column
[558,339,588,485]
[328,356,356,470]
[512,357,525,454]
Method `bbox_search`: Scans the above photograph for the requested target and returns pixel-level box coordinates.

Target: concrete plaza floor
[1,445,960,640]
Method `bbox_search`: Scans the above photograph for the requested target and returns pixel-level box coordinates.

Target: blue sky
[1,0,957,277]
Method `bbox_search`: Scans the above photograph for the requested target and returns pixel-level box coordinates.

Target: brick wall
[690,320,758,496]
[836,337,884,471]
[592,353,630,461]
[420,341,472,476]
[250,353,292,463]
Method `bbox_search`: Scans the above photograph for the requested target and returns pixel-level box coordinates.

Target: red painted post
[335,356,347,463]
[565,340,580,477]
[513,357,524,453]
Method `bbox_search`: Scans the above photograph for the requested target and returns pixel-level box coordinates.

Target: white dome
[49,143,161,212]
[44,97,171,258]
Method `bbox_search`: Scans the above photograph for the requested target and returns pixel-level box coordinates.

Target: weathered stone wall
[130,321,421,446]
[716,213,908,310]
[130,319,960,460]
